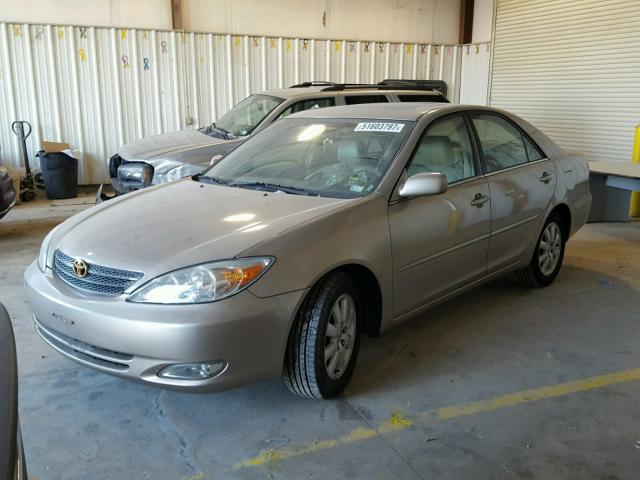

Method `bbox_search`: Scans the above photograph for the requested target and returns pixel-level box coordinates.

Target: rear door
[469,113,556,273]
[388,114,491,317]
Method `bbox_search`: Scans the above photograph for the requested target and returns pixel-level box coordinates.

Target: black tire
[515,212,566,288]
[283,271,361,399]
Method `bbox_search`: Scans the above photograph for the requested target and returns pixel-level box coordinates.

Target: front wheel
[283,272,361,399]
[516,212,566,287]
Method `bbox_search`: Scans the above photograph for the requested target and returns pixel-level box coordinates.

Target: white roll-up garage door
[490,0,640,162]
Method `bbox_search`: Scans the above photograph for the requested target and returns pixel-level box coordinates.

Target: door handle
[539,171,554,184]
[470,193,489,208]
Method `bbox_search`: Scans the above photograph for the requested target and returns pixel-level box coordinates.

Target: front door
[388,114,491,317]
[470,113,557,272]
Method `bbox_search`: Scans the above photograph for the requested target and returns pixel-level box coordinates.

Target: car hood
[53,179,350,281]
[118,129,229,160]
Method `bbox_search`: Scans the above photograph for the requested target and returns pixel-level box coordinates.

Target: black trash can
[38,151,78,199]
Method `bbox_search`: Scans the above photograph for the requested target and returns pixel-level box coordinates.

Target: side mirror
[210,154,224,166]
[398,172,448,198]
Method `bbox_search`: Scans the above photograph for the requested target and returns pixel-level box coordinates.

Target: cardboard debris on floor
[50,196,95,207]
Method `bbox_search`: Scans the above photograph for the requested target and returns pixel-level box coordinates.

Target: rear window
[524,136,545,161]
[344,95,389,105]
[398,94,446,102]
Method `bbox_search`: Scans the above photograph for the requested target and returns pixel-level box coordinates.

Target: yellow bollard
[631,125,640,218]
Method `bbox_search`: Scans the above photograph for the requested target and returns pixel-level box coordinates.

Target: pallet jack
[11,120,38,202]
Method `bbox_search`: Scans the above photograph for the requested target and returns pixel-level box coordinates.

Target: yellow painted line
[233,367,640,470]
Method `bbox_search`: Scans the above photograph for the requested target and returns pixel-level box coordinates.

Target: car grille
[34,318,133,372]
[54,250,143,296]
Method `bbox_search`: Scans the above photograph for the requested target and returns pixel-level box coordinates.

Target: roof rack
[319,83,380,91]
[378,79,448,96]
[290,81,376,91]
[288,79,448,96]
[290,81,339,88]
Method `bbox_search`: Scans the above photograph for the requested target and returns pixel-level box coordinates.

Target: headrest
[417,136,454,165]
[337,140,364,166]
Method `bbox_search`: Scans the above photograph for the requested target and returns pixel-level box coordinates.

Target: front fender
[243,195,395,332]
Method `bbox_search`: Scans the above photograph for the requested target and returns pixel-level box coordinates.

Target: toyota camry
[25,103,591,399]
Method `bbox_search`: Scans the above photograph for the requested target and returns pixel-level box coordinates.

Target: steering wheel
[304,163,351,185]
[352,163,378,176]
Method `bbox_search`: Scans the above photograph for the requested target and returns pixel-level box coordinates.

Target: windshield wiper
[199,123,235,140]
[228,181,315,196]
[215,125,234,138]
[194,175,228,185]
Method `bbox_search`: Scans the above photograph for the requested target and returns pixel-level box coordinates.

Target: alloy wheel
[538,222,562,276]
[324,293,357,380]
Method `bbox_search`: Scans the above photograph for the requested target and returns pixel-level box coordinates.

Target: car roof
[286,102,459,121]
[262,86,446,100]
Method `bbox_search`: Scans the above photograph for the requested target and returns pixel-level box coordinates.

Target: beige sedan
[25,103,591,399]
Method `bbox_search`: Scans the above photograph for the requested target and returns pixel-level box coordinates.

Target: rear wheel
[516,212,566,287]
[283,272,361,399]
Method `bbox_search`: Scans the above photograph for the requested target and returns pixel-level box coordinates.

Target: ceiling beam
[172,0,183,30]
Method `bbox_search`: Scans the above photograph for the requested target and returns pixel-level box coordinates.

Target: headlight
[117,163,153,187]
[38,226,58,272]
[127,257,274,304]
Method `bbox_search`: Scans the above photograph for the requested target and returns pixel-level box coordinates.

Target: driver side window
[406,115,476,184]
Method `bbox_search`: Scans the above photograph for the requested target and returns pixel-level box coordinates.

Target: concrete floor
[1,195,640,480]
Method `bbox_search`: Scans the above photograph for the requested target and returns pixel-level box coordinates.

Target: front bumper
[24,261,305,393]
[0,198,15,219]
[96,177,143,203]
[0,173,16,218]
[110,177,141,195]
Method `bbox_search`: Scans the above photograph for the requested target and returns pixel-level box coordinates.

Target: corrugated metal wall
[459,42,491,106]
[0,22,472,184]
[490,0,640,163]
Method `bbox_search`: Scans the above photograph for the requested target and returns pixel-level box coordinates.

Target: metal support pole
[630,125,640,217]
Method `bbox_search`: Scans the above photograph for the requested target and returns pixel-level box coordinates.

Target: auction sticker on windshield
[354,122,405,133]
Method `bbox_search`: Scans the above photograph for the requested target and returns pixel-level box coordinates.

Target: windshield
[201,118,414,199]
[207,94,283,138]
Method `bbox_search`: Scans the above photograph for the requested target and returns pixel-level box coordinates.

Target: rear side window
[344,95,389,105]
[472,114,530,173]
[279,98,336,118]
[398,94,444,102]
[524,136,544,161]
